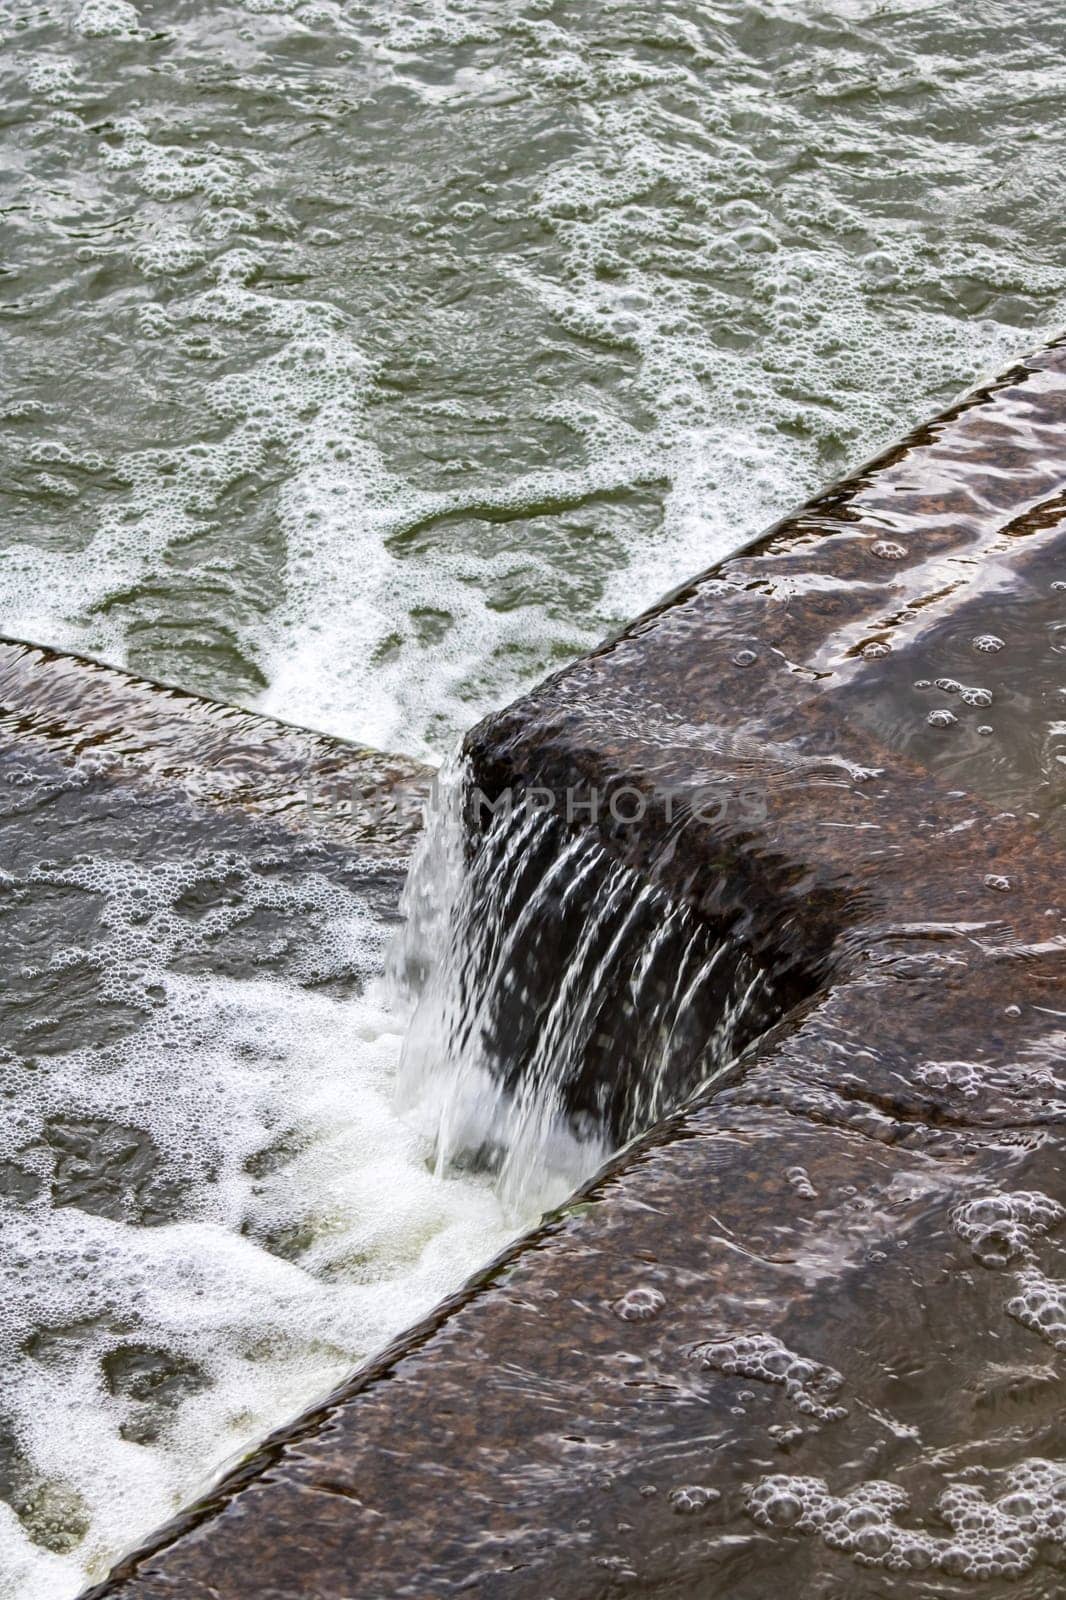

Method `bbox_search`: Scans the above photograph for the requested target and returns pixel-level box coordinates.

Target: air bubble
[916,1060,979,1098]
[669,1485,720,1514]
[694,1332,846,1421]
[612,1286,665,1322]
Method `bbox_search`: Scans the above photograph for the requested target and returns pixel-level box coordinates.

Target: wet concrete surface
[89,341,1066,1595]
[0,637,431,856]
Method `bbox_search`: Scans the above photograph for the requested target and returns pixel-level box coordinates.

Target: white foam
[3,1,1061,760]
[748,1458,1066,1580]
[25,58,79,97]
[694,1332,847,1423]
[0,852,525,1599]
[75,0,140,39]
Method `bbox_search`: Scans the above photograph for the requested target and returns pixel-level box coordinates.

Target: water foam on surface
[741,1182,1066,1582]
[0,820,522,1600]
[694,1333,848,1423]
[2,1,1065,755]
[748,1457,1066,1580]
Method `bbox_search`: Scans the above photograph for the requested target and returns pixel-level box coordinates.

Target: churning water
[0,760,526,1600]
[3,0,1066,1594]
[3,0,1066,760]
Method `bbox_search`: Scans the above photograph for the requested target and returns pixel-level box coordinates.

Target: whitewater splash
[391,765,777,1214]
[0,792,526,1600]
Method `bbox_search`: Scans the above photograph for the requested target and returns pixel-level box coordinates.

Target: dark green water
[2,2,1066,1594]
[4,0,1065,760]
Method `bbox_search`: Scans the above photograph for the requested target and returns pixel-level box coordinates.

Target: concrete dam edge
[76,337,1066,1597]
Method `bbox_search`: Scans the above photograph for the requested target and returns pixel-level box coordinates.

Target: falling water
[392,765,778,1214]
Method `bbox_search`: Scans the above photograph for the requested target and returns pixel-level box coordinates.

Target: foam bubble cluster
[786,1165,817,1199]
[612,1286,665,1323]
[915,1058,981,1098]
[946,1187,1066,1359]
[1005,1269,1066,1352]
[952,1190,1065,1270]
[693,1333,847,1422]
[669,1485,719,1514]
[75,0,140,38]
[749,1458,1066,1581]
[25,59,78,98]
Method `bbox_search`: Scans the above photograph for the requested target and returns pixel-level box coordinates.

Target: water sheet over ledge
[90,340,1066,1598]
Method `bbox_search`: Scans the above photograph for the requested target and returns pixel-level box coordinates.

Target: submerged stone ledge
[0,637,431,857]
[89,342,1065,1597]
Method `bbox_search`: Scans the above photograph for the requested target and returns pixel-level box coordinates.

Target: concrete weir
[89,342,1066,1596]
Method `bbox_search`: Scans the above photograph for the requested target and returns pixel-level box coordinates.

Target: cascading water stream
[390,765,780,1215]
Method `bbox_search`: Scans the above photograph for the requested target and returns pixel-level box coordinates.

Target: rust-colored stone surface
[88,343,1066,1597]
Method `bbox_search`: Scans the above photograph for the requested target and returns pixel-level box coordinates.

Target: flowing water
[393,771,781,1212]
[4,0,1066,760]
[0,749,525,1599]
[3,0,1066,1594]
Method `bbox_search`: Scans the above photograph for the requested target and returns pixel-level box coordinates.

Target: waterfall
[390,765,778,1216]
